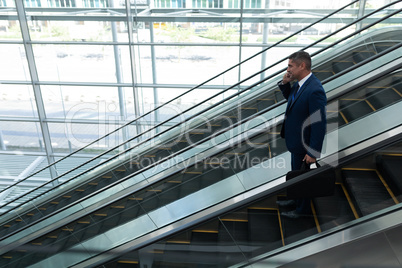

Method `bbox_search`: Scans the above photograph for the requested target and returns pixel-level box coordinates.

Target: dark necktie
[291,84,300,104]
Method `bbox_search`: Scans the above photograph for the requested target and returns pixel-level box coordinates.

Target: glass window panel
[152,22,242,44]
[240,45,290,81]
[0,1,15,7]
[122,87,137,119]
[154,45,239,85]
[233,0,239,8]
[0,121,43,152]
[134,22,149,43]
[33,44,130,83]
[41,85,123,120]
[135,45,152,84]
[25,0,41,7]
[27,20,128,42]
[0,84,38,118]
[0,20,21,41]
[136,86,157,117]
[0,44,30,81]
[366,0,402,10]
[48,122,125,153]
[0,154,44,178]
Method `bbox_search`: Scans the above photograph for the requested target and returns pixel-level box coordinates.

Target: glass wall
[0,0,401,179]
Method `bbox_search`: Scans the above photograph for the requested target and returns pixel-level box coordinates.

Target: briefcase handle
[300,160,321,171]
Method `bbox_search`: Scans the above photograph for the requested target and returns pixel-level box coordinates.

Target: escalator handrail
[0,0,360,196]
[0,2,400,218]
[2,42,401,246]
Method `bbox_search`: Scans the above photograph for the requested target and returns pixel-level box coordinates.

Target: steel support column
[356,0,367,32]
[15,0,58,183]
[110,0,129,149]
[149,23,160,133]
[260,0,270,81]
[125,0,142,141]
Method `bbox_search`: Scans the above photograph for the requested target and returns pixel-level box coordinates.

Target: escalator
[0,45,401,267]
[0,25,400,246]
[96,136,402,268]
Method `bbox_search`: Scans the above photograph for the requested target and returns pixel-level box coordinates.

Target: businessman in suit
[277,51,327,219]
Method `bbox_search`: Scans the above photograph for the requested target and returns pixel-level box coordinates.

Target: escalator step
[375,42,395,53]
[218,220,248,243]
[332,61,355,74]
[141,155,157,168]
[313,183,356,232]
[352,50,376,63]
[191,230,218,245]
[226,153,248,173]
[312,70,333,81]
[153,148,171,161]
[172,140,188,152]
[214,115,238,130]
[240,107,258,120]
[117,203,144,225]
[200,167,223,188]
[138,192,161,213]
[269,137,287,157]
[366,87,402,110]
[274,90,285,102]
[279,207,317,245]
[158,187,180,206]
[393,78,402,92]
[187,132,205,144]
[376,154,402,202]
[247,208,283,258]
[326,111,347,131]
[247,146,270,162]
[247,208,281,243]
[339,99,374,123]
[217,219,249,265]
[256,98,276,112]
[113,260,139,267]
[196,123,222,138]
[177,172,202,199]
[342,169,396,216]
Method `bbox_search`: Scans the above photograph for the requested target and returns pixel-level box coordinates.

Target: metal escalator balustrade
[1,60,402,267]
[97,135,402,268]
[1,23,400,244]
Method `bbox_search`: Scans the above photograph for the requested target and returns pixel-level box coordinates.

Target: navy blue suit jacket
[279,74,327,158]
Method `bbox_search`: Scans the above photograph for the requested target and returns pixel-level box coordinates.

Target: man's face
[286,59,304,81]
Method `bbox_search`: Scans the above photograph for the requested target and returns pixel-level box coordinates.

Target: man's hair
[288,51,311,71]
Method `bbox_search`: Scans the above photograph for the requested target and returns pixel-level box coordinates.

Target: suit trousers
[291,153,312,214]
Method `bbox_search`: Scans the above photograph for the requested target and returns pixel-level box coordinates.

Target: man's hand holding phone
[282,72,292,84]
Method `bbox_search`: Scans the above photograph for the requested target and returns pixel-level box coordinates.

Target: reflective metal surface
[249,208,402,268]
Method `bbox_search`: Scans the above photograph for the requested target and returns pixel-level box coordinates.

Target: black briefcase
[286,161,336,199]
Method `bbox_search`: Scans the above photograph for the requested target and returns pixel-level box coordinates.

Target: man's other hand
[303,154,316,164]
